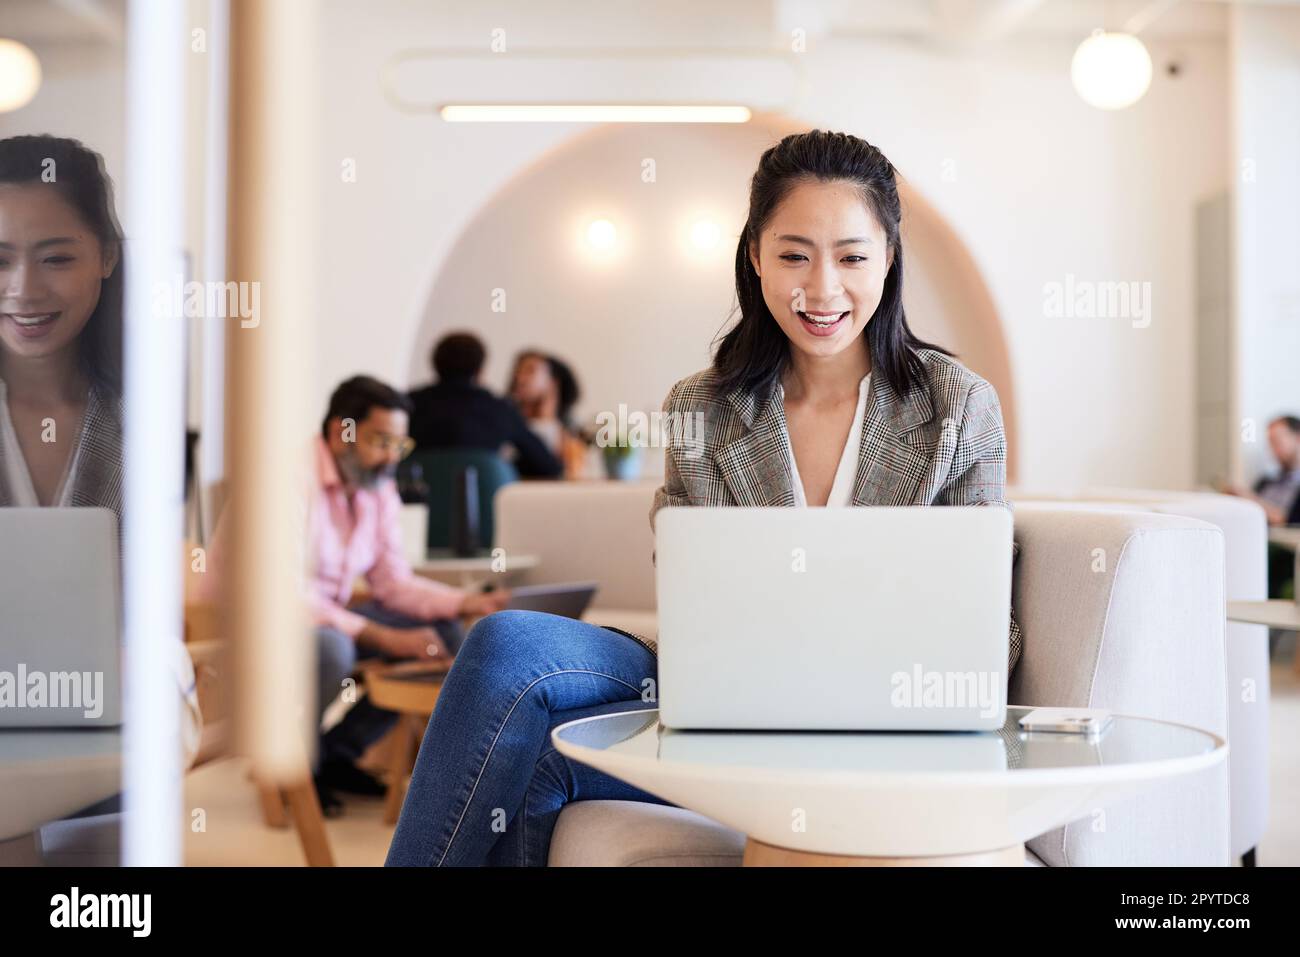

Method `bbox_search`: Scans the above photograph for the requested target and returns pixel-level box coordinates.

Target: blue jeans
[384,610,674,866]
[317,600,465,769]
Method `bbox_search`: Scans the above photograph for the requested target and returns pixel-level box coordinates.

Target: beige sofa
[495,481,1248,866]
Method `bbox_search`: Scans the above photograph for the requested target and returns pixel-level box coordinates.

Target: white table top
[1232,527,1300,629]
[552,706,1226,857]
[1227,599,1300,629]
[413,551,541,587]
[0,728,121,841]
[1268,526,1300,550]
[416,550,540,572]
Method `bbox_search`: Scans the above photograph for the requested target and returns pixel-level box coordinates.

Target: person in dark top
[1253,416,1300,522]
[407,332,563,478]
[1223,414,1300,599]
[1254,416,1300,599]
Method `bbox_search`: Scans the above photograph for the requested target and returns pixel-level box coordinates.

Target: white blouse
[779,372,871,508]
[0,377,85,507]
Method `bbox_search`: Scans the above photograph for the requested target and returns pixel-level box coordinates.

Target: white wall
[0,40,125,201]
[315,1,1230,490]
[404,118,1020,479]
[6,4,1236,491]
[1231,3,1300,485]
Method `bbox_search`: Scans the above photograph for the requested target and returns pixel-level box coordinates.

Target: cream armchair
[495,482,1241,866]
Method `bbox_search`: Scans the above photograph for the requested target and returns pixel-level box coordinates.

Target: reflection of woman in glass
[0,135,201,769]
[508,350,588,477]
[0,135,123,512]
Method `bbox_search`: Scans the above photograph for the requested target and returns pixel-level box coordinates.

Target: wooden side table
[365,661,452,824]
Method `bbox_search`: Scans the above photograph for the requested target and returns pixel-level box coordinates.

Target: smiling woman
[386,129,1022,869]
[0,135,204,834]
[0,135,124,513]
[715,130,953,407]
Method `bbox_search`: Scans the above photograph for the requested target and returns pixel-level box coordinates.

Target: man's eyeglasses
[364,433,416,459]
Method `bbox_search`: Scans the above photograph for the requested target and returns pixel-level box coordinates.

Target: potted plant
[601,429,641,480]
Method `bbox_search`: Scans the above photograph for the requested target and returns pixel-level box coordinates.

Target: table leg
[256,781,287,829]
[283,778,336,867]
[383,715,417,826]
[742,837,1024,867]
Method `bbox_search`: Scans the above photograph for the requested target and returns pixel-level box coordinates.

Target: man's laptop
[0,508,122,728]
[505,582,598,620]
[653,507,1012,732]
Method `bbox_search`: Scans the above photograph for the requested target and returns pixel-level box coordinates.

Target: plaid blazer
[0,383,125,526]
[647,347,1022,676]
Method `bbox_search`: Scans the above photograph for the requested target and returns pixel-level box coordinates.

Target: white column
[122,0,186,866]
[199,0,231,508]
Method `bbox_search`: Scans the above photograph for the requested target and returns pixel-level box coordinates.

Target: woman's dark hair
[511,349,581,429]
[321,374,414,438]
[0,135,124,395]
[545,355,581,427]
[713,129,952,403]
[432,331,486,381]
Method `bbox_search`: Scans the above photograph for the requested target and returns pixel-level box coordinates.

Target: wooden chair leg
[257,782,287,829]
[283,778,336,867]
[383,715,417,826]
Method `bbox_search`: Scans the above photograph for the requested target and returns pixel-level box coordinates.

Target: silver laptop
[653,507,1012,732]
[0,508,122,727]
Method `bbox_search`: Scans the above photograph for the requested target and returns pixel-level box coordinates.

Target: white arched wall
[408,114,1018,479]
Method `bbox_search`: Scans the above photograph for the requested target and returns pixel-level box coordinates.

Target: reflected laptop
[653,507,1012,732]
[659,725,1009,772]
[0,508,122,727]
[506,582,598,620]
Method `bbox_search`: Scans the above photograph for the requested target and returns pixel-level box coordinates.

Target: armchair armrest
[1008,504,1229,866]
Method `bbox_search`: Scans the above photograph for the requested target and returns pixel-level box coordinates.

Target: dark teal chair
[400,449,519,552]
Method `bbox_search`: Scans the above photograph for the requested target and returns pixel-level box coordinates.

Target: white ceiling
[2,0,125,46]
[7,0,1299,51]
[780,0,1234,42]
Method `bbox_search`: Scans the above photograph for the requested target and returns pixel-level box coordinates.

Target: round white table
[1229,526,1300,674]
[0,729,121,841]
[1268,525,1300,552]
[413,550,540,588]
[552,706,1226,866]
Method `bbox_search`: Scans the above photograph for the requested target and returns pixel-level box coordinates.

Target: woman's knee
[450,610,649,704]
[458,609,551,663]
